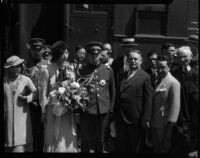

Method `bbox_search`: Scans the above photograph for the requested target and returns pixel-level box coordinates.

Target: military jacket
[78,63,115,114]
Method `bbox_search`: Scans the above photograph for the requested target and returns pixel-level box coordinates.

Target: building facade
[2,1,199,68]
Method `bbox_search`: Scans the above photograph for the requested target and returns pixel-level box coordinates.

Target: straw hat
[4,56,24,69]
[120,38,138,46]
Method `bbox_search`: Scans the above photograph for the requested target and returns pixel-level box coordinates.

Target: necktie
[153,69,158,79]
[182,66,190,77]
[184,66,188,74]
[127,70,133,80]
[155,78,161,88]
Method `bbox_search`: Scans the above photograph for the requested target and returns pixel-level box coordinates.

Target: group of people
[3,37,198,157]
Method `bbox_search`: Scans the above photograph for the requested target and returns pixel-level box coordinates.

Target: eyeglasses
[150,58,157,61]
[168,48,176,52]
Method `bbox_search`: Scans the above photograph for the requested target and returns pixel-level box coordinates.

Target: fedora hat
[120,38,138,46]
[84,41,103,54]
[4,56,24,69]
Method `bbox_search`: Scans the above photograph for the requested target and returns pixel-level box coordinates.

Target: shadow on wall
[3,3,19,61]
[125,9,136,37]
[31,4,65,45]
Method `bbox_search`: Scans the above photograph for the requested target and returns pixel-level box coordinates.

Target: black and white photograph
[1,1,199,158]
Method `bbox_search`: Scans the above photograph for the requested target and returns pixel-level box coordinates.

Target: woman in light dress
[42,41,78,152]
[4,56,37,152]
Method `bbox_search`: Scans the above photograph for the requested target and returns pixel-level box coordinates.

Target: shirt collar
[186,65,191,72]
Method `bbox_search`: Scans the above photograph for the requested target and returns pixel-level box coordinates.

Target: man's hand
[142,121,150,129]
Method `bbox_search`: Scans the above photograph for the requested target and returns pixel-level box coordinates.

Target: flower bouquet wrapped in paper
[50,66,89,117]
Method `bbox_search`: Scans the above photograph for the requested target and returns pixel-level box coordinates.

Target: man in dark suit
[145,51,159,89]
[161,42,178,71]
[113,48,154,153]
[111,38,138,87]
[171,46,198,158]
[111,38,138,121]
[78,42,116,153]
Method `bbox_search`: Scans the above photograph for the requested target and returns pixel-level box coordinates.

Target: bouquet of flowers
[50,64,89,116]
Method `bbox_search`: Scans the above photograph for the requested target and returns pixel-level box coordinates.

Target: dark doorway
[68,4,113,59]
[31,4,65,45]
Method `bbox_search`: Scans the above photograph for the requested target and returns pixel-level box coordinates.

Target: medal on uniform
[99,79,106,87]
[88,84,95,93]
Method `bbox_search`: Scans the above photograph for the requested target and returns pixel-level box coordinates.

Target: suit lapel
[122,69,141,92]
[155,72,171,93]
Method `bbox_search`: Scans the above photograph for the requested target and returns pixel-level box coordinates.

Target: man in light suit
[113,49,154,153]
[150,55,181,153]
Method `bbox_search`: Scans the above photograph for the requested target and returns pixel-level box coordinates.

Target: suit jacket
[78,63,116,114]
[118,69,154,124]
[150,72,181,128]
[145,67,158,89]
[171,66,198,124]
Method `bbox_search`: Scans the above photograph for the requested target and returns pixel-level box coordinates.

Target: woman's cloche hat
[4,55,24,69]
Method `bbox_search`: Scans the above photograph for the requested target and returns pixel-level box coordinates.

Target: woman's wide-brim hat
[4,55,24,69]
[120,38,138,46]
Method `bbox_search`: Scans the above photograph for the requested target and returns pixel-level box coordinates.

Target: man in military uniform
[100,43,114,68]
[70,45,86,80]
[41,45,52,65]
[78,42,116,153]
[22,38,46,152]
